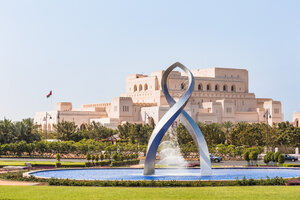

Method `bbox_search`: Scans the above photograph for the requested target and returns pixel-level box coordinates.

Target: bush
[85,162,92,167]
[271,152,276,162]
[55,162,62,168]
[249,151,258,161]
[112,153,118,161]
[56,153,61,162]
[243,151,250,162]
[274,152,281,162]
[86,153,91,162]
[95,154,99,162]
[264,152,273,164]
[278,154,285,164]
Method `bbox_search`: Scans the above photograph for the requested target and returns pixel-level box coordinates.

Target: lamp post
[43,112,52,140]
[144,112,150,124]
[264,109,272,153]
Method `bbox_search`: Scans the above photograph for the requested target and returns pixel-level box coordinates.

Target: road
[1,157,299,166]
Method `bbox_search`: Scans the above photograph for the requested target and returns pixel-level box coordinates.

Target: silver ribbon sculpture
[144,62,212,175]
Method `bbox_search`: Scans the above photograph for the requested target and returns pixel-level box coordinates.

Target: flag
[46,90,52,98]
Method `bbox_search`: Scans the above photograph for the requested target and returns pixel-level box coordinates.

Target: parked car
[210,154,222,163]
[284,154,298,162]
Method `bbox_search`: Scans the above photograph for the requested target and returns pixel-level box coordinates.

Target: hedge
[282,164,300,167]
[0,171,289,187]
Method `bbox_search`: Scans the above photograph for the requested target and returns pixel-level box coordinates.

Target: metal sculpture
[144,62,212,175]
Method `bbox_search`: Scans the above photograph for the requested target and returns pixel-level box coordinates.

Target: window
[181,83,185,90]
[296,120,299,127]
[144,83,148,91]
[207,84,211,91]
[139,84,142,91]
[133,85,137,92]
[198,84,203,90]
[215,85,219,91]
[231,85,235,92]
[122,106,129,112]
[223,85,227,91]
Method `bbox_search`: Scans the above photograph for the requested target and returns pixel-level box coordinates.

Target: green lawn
[0,186,300,200]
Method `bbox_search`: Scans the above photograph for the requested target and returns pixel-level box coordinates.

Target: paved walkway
[0,180,40,186]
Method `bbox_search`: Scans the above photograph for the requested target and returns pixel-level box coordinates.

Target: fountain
[157,127,188,168]
[143,62,211,175]
[27,62,300,181]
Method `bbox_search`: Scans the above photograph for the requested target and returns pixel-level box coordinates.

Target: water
[157,127,188,168]
[30,168,300,181]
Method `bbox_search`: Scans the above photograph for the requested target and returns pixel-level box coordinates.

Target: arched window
[80,123,87,130]
[207,84,211,91]
[133,85,137,92]
[144,83,148,91]
[139,84,142,91]
[181,83,185,90]
[215,85,219,91]
[223,85,227,92]
[198,84,203,91]
[296,120,299,127]
[231,85,235,92]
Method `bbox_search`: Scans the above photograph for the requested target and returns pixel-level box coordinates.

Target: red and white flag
[46,90,52,98]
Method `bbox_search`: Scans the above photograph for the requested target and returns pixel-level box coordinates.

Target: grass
[0,185,300,200]
[0,160,85,167]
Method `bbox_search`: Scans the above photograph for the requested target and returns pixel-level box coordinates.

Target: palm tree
[222,121,233,145]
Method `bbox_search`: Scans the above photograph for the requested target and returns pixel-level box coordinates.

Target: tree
[249,151,258,165]
[84,122,115,140]
[54,120,80,141]
[278,154,285,164]
[200,123,226,146]
[222,121,233,144]
[243,151,250,165]
[117,122,131,140]
[86,153,91,162]
[274,152,281,163]
[264,152,273,165]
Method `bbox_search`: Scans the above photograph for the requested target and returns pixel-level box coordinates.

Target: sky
[0,0,300,121]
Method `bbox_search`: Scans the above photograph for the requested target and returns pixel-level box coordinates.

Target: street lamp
[43,112,52,140]
[144,112,150,124]
[264,109,272,153]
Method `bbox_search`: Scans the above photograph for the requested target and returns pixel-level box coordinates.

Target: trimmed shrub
[274,152,281,162]
[85,162,92,167]
[243,151,250,165]
[56,153,61,162]
[86,153,91,162]
[278,154,285,164]
[55,162,62,168]
[249,151,258,161]
[264,152,273,164]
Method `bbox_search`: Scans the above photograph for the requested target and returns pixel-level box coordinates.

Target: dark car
[210,154,222,163]
[284,154,298,162]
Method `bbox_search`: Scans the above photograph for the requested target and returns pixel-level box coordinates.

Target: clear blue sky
[0,0,300,121]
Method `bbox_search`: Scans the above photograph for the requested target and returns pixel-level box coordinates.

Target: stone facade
[293,112,300,127]
[34,67,283,130]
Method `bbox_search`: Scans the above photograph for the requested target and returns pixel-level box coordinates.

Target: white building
[34,66,283,130]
